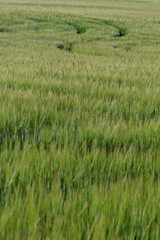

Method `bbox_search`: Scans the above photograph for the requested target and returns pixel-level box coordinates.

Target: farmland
[1,0,160,239]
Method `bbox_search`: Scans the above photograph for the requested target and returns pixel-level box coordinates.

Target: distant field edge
[0,0,160,3]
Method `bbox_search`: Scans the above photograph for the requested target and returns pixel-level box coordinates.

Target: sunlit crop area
[1,0,160,239]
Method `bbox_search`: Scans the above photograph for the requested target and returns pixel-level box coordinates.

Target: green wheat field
[1,0,160,239]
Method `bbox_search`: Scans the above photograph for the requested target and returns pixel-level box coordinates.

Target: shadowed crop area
[1,0,160,239]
